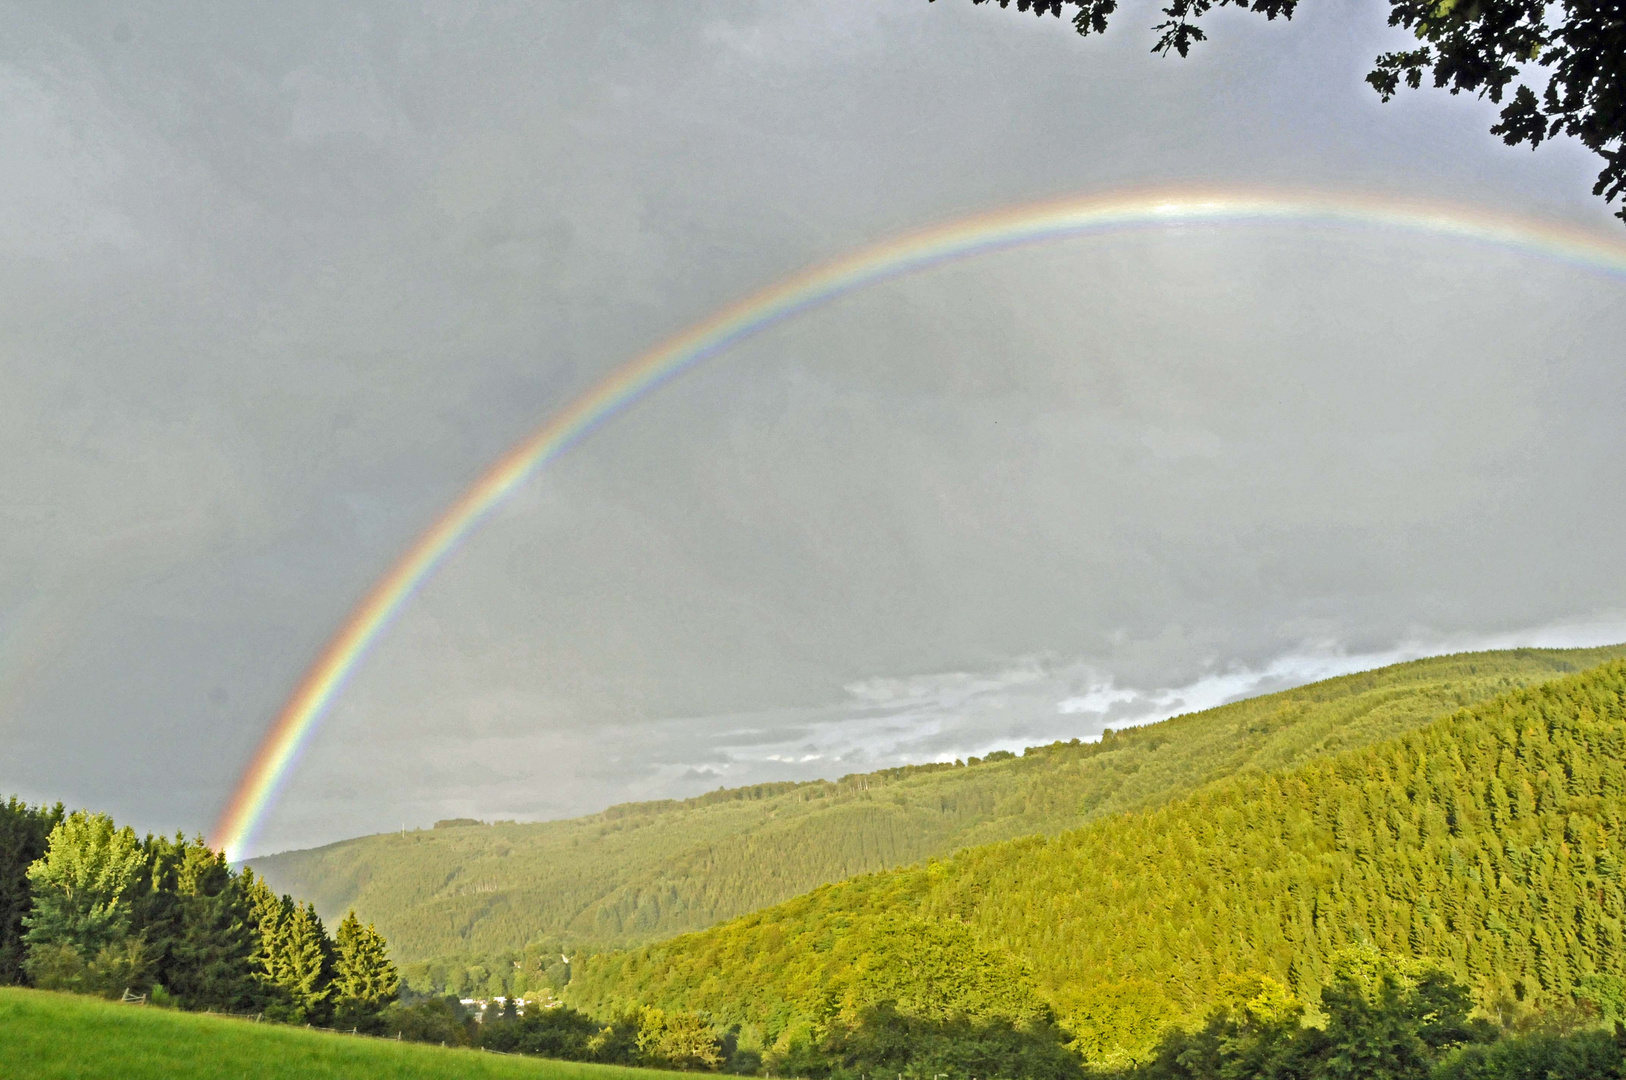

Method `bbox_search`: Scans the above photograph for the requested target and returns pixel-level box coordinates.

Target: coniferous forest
[0,802,399,1028]
[566,659,1626,1077]
[255,647,1626,967]
[0,798,831,1069]
[12,651,1626,1080]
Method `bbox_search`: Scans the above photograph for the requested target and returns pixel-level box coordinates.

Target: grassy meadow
[0,986,691,1080]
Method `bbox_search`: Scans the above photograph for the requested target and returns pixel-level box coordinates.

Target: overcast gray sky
[2,1,1623,856]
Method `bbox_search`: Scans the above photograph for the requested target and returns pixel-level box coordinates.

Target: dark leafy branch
[934,0,1626,221]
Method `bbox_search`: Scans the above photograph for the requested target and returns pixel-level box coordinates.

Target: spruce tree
[145,836,259,1010]
[274,900,334,1023]
[332,910,400,1031]
[240,868,286,988]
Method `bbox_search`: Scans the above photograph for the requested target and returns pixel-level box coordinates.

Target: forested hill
[250,646,1626,963]
[566,658,1626,1071]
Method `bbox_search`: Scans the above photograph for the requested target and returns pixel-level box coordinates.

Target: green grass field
[0,987,692,1080]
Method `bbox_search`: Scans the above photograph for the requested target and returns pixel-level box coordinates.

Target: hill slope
[567,658,1626,1069]
[0,986,688,1080]
[251,646,1626,963]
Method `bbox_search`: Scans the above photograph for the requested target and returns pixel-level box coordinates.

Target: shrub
[378,996,475,1046]
[637,1006,725,1070]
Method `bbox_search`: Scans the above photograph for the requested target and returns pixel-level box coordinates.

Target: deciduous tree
[21,812,150,994]
[936,0,1626,221]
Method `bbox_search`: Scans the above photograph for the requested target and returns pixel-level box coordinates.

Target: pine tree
[332,910,399,1032]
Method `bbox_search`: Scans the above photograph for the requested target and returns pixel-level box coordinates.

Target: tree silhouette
[934,0,1626,222]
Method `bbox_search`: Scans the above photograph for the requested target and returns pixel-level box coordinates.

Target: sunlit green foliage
[569,660,1626,1069]
[5,805,400,1026]
[272,901,336,1022]
[23,811,152,995]
[1128,950,1497,1080]
[334,911,401,1030]
[1433,1027,1626,1080]
[243,867,287,989]
[635,1007,728,1070]
[1127,951,1626,1080]
[253,646,1626,965]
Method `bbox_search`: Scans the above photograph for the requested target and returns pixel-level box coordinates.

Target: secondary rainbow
[213,186,1626,860]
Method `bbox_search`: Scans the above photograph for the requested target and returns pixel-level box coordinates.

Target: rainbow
[213,185,1626,860]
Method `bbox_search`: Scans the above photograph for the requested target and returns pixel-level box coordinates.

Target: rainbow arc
[213,186,1626,861]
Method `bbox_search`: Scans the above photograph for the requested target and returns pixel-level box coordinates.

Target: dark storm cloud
[0,1,1620,854]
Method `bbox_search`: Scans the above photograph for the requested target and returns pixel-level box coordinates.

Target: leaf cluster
[942,0,1626,221]
[1131,957,1498,1080]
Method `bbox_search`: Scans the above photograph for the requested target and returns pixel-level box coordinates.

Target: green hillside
[566,659,1626,1070]
[251,646,1626,965]
[0,986,690,1080]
